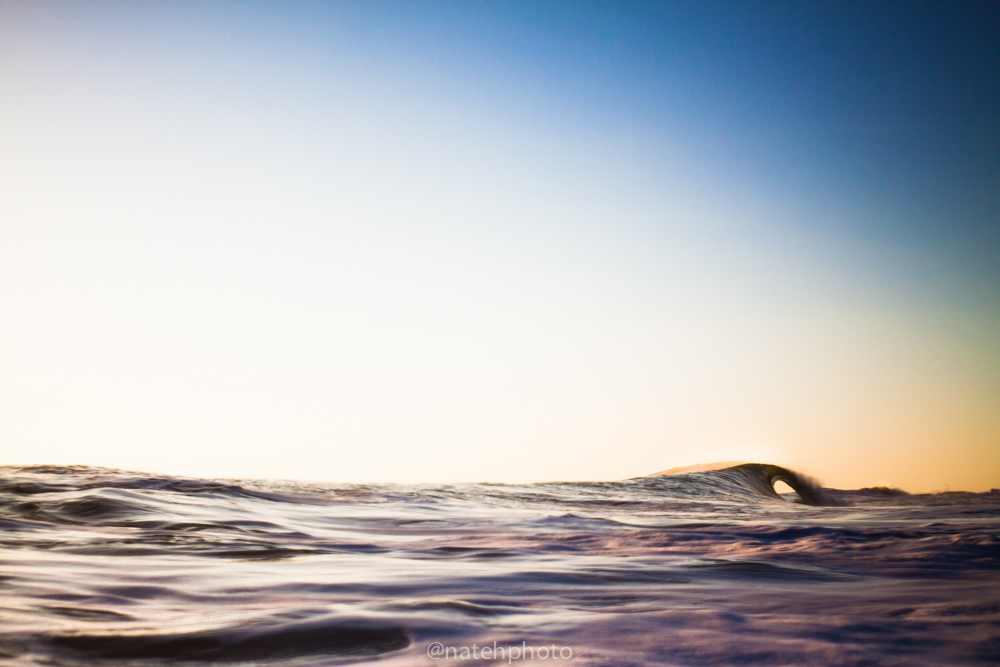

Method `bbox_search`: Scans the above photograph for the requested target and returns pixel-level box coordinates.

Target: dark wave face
[1,464,998,666]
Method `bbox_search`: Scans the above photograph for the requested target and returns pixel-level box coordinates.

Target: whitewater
[1,464,998,666]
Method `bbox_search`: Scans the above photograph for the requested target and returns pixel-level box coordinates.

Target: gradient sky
[1,1,998,491]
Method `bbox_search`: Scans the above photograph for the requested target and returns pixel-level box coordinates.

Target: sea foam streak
[0,464,998,665]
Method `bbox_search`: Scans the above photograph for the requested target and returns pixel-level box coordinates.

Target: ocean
[1,464,998,666]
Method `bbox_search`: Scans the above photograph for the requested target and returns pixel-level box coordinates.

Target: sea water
[1,464,998,665]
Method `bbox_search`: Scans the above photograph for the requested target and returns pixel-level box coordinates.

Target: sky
[1,0,998,491]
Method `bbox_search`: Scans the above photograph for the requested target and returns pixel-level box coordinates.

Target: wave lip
[649,462,830,506]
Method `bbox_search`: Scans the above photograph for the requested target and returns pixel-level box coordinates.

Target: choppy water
[1,464,998,666]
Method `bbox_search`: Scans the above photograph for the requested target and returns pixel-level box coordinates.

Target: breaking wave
[646,462,831,505]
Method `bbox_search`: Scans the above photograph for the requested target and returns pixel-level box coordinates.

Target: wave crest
[648,462,831,506]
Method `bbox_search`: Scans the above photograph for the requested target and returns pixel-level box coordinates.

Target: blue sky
[1,1,997,489]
